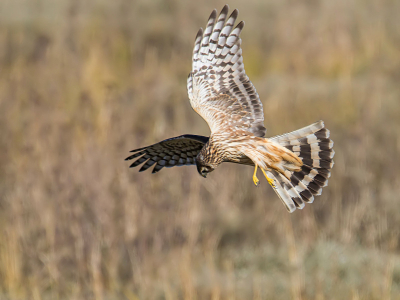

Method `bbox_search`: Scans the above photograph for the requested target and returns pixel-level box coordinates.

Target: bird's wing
[125,135,209,173]
[187,5,266,137]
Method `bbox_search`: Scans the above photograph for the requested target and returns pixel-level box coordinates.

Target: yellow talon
[261,168,275,188]
[253,165,260,186]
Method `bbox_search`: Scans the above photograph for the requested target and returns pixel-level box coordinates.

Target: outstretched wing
[125,135,209,173]
[187,5,266,137]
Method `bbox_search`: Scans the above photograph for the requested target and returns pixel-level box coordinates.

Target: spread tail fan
[270,121,335,212]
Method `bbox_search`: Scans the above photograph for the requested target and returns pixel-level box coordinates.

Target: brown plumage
[126,5,335,212]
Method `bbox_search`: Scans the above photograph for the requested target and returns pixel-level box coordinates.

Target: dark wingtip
[230,8,239,20]
[195,27,203,41]
[152,166,163,174]
[129,147,146,153]
[125,154,136,161]
[236,20,245,30]
[125,151,144,161]
[209,9,217,21]
[221,4,229,13]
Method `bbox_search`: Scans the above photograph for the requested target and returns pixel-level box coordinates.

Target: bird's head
[196,153,216,178]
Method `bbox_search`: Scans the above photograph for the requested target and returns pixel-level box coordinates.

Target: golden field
[1,0,400,299]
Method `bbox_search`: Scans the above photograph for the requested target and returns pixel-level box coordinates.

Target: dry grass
[1,0,400,299]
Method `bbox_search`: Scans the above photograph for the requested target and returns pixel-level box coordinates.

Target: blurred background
[1,0,400,299]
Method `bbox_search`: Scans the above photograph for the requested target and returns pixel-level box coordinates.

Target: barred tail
[270,120,335,212]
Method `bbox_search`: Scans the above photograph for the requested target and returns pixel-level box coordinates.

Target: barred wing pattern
[187,5,266,137]
[125,135,209,173]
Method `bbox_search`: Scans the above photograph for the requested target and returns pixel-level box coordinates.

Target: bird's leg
[252,165,260,186]
[261,168,275,188]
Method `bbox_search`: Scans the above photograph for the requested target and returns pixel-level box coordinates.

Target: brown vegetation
[1,0,400,299]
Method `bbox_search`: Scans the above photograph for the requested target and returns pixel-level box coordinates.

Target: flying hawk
[126,5,334,212]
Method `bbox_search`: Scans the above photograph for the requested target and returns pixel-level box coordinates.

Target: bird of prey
[126,5,334,212]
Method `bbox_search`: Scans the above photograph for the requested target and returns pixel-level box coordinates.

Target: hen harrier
[126,5,334,212]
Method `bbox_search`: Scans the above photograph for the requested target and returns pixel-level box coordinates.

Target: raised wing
[187,5,266,137]
[125,135,209,173]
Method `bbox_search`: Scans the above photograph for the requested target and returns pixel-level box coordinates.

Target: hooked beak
[201,173,207,178]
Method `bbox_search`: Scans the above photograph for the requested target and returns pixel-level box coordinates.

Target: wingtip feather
[220,4,229,15]
[209,9,217,21]
[229,8,239,20]
[236,20,245,31]
[195,28,203,41]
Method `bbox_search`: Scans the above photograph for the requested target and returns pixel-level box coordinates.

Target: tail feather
[271,121,325,144]
[267,170,304,212]
[290,175,315,203]
[269,121,334,212]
